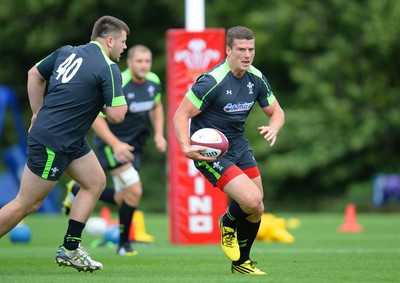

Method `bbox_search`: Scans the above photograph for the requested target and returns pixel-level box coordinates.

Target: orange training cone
[99,206,118,226]
[99,206,112,224]
[338,203,363,233]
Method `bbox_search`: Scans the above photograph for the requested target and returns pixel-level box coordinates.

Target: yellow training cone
[256,213,295,243]
[129,210,155,243]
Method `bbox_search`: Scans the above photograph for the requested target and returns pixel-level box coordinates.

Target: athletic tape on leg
[112,166,140,191]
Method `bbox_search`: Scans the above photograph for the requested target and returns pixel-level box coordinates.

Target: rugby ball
[190,128,229,158]
[85,217,108,238]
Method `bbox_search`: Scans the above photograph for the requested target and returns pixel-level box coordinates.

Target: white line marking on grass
[256,248,400,254]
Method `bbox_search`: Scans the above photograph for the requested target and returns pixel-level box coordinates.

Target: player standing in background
[0,15,129,272]
[173,26,285,275]
[63,44,167,255]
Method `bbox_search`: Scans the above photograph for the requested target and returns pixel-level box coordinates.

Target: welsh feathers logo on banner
[174,38,221,75]
[167,29,228,244]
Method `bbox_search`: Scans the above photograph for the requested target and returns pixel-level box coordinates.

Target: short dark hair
[226,26,255,48]
[127,44,152,59]
[90,15,130,41]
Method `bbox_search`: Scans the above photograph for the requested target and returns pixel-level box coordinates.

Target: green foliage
[1,0,399,211]
[230,0,400,210]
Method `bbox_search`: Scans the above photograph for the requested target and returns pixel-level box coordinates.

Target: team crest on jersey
[147,85,155,98]
[247,82,254,95]
[50,167,59,177]
[213,161,224,172]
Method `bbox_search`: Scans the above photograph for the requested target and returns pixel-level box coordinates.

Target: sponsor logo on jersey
[223,101,254,112]
[129,101,154,113]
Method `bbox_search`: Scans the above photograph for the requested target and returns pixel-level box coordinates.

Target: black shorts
[194,136,259,189]
[26,136,91,181]
[95,144,142,172]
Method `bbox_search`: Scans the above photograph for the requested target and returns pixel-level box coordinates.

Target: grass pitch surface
[0,212,399,282]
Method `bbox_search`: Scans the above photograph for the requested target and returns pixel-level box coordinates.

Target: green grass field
[0,212,399,283]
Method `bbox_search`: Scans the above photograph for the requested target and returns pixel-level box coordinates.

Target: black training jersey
[93,70,161,151]
[29,41,126,153]
[187,59,276,140]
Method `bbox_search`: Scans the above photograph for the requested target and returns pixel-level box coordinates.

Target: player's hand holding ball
[188,128,229,161]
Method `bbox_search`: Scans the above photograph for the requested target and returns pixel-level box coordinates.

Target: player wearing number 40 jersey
[62,45,167,256]
[29,41,127,152]
[0,16,130,273]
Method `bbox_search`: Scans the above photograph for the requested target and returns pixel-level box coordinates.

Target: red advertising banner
[166,29,228,244]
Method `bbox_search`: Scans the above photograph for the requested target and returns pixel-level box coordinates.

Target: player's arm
[149,101,167,153]
[27,66,47,130]
[103,105,127,124]
[91,115,134,163]
[258,100,285,147]
[102,64,128,124]
[173,96,215,162]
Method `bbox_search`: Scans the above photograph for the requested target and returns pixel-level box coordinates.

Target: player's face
[109,31,128,62]
[226,38,255,77]
[127,51,152,81]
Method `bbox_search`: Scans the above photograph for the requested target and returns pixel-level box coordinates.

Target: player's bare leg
[55,150,105,272]
[0,165,56,237]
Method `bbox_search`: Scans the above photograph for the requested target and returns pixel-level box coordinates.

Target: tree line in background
[0,0,399,212]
